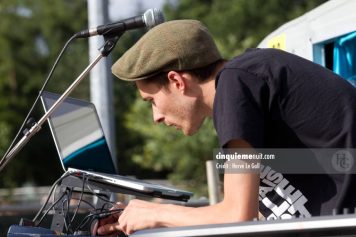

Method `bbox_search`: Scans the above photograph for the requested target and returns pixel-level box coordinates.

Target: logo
[331,150,354,173]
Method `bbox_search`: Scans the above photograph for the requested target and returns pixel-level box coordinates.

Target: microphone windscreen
[143,8,165,29]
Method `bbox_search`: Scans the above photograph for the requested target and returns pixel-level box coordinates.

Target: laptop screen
[40,91,117,174]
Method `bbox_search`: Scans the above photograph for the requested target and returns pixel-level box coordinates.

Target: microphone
[74,8,164,38]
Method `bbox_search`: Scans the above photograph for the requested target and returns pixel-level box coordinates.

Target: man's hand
[96,139,259,235]
[97,199,162,236]
[93,202,126,236]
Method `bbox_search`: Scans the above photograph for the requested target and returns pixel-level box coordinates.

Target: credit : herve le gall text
[216,161,261,170]
[214,151,276,171]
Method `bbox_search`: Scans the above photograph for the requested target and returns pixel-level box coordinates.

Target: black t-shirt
[213,48,356,219]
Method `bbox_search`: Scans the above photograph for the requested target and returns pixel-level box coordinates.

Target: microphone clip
[100,33,123,57]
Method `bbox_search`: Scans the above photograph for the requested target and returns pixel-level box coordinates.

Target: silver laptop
[40,91,192,201]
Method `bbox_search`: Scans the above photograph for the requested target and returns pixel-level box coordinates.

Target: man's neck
[200,61,226,117]
[200,80,215,117]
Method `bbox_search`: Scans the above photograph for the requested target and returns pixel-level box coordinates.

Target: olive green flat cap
[112,19,222,81]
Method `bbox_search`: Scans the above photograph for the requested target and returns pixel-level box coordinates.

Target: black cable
[32,172,71,223]
[75,209,124,233]
[100,201,115,212]
[71,197,96,209]
[0,34,77,168]
[70,173,87,223]
[66,173,87,233]
[35,191,67,227]
[61,197,70,233]
[34,171,120,233]
[87,209,124,234]
[65,189,75,234]
[74,212,96,233]
[94,209,123,219]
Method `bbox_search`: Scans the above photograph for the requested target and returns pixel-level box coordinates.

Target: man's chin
[183,127,199,136]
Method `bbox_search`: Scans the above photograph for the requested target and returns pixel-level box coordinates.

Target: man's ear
[167,71,186,93]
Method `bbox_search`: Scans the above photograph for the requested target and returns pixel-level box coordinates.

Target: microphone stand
[0,34,121,173]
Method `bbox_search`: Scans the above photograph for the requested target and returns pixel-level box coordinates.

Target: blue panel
[63,137,116,174]
[7,225,91,236]
[333,31,356,87]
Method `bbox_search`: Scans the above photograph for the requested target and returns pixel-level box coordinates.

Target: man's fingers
[98,215,117,226]
[97,222,121,235]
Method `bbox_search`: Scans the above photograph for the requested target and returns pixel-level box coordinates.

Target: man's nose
[152,106,164,123]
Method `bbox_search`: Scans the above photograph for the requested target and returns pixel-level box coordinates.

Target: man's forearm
[156,200,257,228]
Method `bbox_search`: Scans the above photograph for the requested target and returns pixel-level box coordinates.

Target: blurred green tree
[0,0,89,188]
